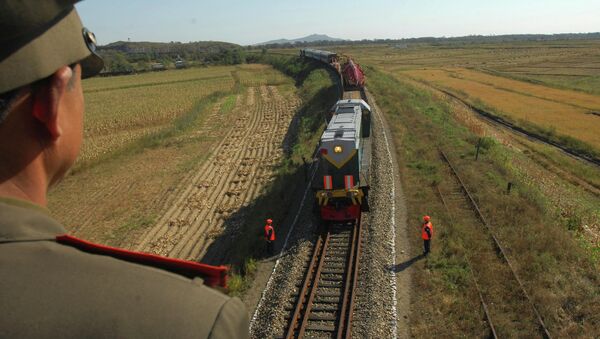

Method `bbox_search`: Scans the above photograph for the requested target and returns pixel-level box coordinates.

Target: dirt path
[133,85,300,260]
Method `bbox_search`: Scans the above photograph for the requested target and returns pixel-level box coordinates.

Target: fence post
[475,138,482,160]
[506,182,512,194]
[302,156,308,182]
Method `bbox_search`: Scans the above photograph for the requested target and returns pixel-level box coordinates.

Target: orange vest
[421,222,433,240]
[264,225,275,241]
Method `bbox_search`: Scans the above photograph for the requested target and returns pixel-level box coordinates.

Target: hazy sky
[76,0,600,46]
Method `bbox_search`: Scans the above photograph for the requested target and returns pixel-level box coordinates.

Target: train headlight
[334,146,343,153]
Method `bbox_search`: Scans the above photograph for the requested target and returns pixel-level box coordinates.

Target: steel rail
[439,150,552,339]
[285,232,325,339]
[337,214,361,339]
[425,80,600,168]
[436,186,498,339]
[284,218,362,339]
[342,215,362,339]
[297,231,330,338]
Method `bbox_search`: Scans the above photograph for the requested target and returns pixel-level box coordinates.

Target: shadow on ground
[388,254,425,273]
[200,60,340,269]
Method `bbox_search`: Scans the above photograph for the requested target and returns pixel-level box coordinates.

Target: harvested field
[328,40,600,95]
[416,68,600,110]
[305,41,600,157]
[366,67,599,337]
[400,68,600,148]
[49,65,300,264]
[132,84,300,260]
[79,67,236,166]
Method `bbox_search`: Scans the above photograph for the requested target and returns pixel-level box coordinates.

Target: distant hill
[255,34,344,46]
[260,32,600,49]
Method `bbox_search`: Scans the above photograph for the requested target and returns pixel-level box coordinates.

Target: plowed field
[49,65,300,263]
[133,85,299,260]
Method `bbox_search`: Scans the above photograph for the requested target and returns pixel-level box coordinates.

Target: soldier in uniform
[0,1,249,337]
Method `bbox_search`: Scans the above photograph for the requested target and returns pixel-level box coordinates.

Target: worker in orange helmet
[421,215,434,256]
[264,219,276,255]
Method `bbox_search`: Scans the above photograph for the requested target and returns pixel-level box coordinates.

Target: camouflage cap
[0,0,104,94]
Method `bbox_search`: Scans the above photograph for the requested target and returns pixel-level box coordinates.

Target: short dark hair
[0,64,77,125]
[0,88,19,125]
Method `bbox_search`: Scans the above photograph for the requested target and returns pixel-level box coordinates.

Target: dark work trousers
[423,239,431,255]
[266,241,274,255]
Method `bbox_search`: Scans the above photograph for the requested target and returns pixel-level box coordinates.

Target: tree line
[98,41,249,73]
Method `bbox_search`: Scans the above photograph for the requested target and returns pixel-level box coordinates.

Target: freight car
[300,48,365,89]
[342,58,365,88]
[314,99,371,221]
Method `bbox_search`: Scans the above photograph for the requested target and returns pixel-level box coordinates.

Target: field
[78,67,236,167]
[49,64,303,259]
[331,41,600,157]
[401,68,600,148]
[332,41,600,91]
[131,76,300,261]
[335,41,600,337]
[366,65,599,337]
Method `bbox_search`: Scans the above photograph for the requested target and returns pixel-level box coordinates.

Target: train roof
[331,99,371,113]
[302,48,337,57]
[321,105,361,142]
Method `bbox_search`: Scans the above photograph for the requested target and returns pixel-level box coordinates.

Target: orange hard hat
[423,215,431,222]
[266,219,273,224]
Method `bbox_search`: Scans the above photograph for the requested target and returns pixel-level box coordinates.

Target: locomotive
[314,99,371,221]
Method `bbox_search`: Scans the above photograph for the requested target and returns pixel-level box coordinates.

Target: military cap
[0,0,104,94]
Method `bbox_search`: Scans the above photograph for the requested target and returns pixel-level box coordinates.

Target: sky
[76,0,600,46]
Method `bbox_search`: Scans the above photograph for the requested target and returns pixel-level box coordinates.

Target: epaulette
[56,235,228,288]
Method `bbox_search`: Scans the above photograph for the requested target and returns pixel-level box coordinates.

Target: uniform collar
[0,196,66,243]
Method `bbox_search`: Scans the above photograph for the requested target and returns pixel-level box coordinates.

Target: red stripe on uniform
[56,235,228,288]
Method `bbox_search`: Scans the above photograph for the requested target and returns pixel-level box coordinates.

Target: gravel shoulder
[358,88,412,338]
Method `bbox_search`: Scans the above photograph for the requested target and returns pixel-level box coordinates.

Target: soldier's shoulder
[1,237,249,338]
[55,239,250,337]
[50,237,231,302]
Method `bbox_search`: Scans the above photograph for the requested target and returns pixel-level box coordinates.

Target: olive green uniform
[0,198,249,338]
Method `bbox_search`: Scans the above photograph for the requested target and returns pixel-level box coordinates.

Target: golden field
[400,68,600,148]
[326,40,600,153]
[80,66,237,165]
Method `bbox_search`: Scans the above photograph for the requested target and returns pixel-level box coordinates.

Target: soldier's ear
[31,66,73,140]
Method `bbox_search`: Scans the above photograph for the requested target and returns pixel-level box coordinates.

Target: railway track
[281,217,362,339]
[422,80,600,168]
[437,150,551,338]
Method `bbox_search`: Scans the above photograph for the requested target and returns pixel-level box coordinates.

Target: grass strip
[368,66,599,337]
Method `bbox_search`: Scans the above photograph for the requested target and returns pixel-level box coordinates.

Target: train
[314,98,371,221]
[300,48,371,222]
[299,48,365,89]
